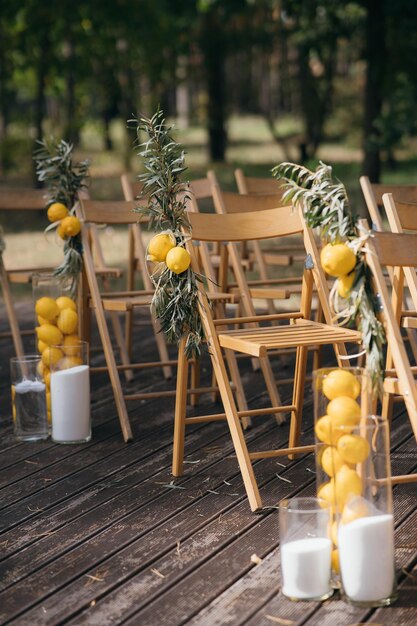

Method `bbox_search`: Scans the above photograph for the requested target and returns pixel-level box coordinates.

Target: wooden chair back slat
[78,199,141,224]
[234,168,287,197]
[0,189,46,210]
[188,205,303,242]
[371,231,417,267]
[212,187,286,214]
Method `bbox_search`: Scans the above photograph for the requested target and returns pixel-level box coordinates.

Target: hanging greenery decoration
[130,110,205,358]
[272,161,386,392]
[33,139,89,295]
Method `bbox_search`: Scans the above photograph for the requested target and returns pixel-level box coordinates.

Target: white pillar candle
[338,514,395,602]
[281,537,332,599]
[51,365,91,442]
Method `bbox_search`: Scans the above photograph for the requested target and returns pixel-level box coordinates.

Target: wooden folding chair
[172,205,362,511]
[76,198,186,440]
[359,176,417,231]
[363,227,417,486]
[359,180,417,368]
[0,189,47,357]
[120,173,172,378]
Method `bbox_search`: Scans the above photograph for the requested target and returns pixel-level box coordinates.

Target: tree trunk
[362,0,385,182]
[201,8,227,162]
[33,31,50,187]
[64,40,79,145]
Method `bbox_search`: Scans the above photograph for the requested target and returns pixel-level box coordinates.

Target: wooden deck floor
[0,304,416,626]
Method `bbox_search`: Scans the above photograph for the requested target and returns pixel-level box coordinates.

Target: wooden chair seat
[218,319,361,357]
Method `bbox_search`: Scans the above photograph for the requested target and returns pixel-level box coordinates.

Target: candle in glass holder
[49,341,91,444]
[279,497,333,601]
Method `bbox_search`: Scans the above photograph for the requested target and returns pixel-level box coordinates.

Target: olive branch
[33,139,89,296]
[130,110,205,358]
[272,161,386,393]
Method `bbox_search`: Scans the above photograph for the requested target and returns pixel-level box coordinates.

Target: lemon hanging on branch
[166,247,191,274]
[320,243,356,277]
[337,271,355,299]
[59,215,81,238]
[132,110,206,358]
[47,202,68,222]
[148,233,176,262]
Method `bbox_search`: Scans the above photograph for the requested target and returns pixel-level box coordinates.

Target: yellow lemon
[42,346,64,368]
[165,246,191,274]
[47,202,68,222]
[57,222,68,239]
[322,369,361,400]
[59,215,81,238]
[44,369,51,388]
[341,495,373,525]
[334,465,362,509]
[37,361,46,377]
[46,391,51,410]
[330,520,339,546]
[35,297,60,322]
[56,296,77,312]
[36,324,64,346]
[318,480,335,508]
[331,549,340,573]
[327,396,361,424]
[57,309,78,335]
[60,356,83,369]
[38,340,48,354]
[320,243,356,277]
[315,415,343,446]
[62,334,81,356]
[37,315,49,325]
[148,233,175,262]
[337,434,370,464]
[320,445,345,477]
[337,272,355,299]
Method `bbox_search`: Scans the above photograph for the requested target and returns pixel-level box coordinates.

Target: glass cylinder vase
[32,272,80,427]
[335,416,397,607]
[313,367,371,585]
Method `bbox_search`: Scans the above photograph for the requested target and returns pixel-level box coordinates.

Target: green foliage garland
[131,110,205,358]
[272,161,386,392]
[33,139,89,295]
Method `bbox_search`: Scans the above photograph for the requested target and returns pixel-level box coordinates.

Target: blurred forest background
[1,0,417,197]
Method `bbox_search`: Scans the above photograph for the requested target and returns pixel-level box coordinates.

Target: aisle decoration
[130,110,205,357]
[33,138,89,295]
[32,139,88,418]
[272,161,386,393]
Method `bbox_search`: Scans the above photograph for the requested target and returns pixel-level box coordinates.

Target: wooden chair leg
[289,345,308,457]
[381,391,395,425]
[1,260,24,358]
[125,227,135,359]
[109,311,134,382]
[172,338,189,476]
[258,355,284,424]
[152,317,173,380]
[210,351,262,511]
[224,348,251,429]
[190,357,200,407]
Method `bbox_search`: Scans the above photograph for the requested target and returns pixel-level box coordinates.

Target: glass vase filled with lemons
[32,273,80,429]
[313,367,371,587]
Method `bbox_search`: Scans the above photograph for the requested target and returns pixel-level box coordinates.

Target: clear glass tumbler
[49,340,91,444]
[10,355,48,441]
[279,496,334,601]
